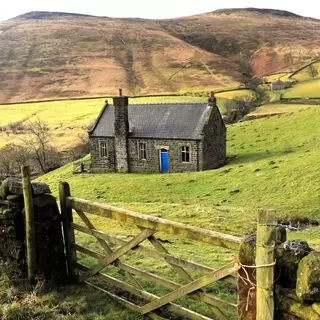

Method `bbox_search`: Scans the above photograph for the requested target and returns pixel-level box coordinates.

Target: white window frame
[181,145,190,163]
[100,141,108,158]
[139,142,147,160]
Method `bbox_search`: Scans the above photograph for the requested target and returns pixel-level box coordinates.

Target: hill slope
[39,106,320,237]
[0,9,320,102]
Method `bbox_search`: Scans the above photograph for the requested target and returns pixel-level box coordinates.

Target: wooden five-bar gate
[59,181,243,319]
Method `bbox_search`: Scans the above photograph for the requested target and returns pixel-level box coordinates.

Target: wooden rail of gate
[59,181,242,320]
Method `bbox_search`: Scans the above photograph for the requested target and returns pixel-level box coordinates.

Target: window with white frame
[139,142,147,160]
[100,141,108,157]
[181,146,190,162]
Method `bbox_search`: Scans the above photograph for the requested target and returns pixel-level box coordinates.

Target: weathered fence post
[59,181,77,280]
[21,165,37,282]
[256,209,276,320]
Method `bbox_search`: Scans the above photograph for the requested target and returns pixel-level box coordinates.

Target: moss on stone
[276,241,311,288]
[296,251,320,302]
[312,302,320,315]
[239,234,256,264]
[277,293,320,320]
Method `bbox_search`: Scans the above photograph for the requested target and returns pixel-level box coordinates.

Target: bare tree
[0,144,15,177]
[13,145,30,169]
[23,117,60,174]
[0,143,30,178]
[70,132,90,160]
[308,64,319,80]
[223,98,253,123]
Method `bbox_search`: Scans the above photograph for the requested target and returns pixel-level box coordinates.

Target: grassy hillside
[0,98,104,149]
[2,99,319,320]
[39,106,320,240]
[263,73,291,82]
[244,103,319,119]
[34,104,320,318]
[291,60,320,82]
[0,9,320,103]
[282,79,320,98]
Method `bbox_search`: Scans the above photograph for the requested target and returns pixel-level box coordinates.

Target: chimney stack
[113,89,129,173]
[208,91,216,106]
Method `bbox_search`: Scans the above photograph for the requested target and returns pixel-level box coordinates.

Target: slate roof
[90,103,211,140]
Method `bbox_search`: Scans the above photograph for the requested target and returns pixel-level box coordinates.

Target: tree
[70,132,89,161]
[0,143,30,178]
[0,144,15,178]
[308,64,319,80]
[23,117,60,174]
[223,98,252,123]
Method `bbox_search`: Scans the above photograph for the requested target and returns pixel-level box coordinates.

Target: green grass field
[2,99,320,319]
[244,104,319,119]
[39,107,320,235]
[215,89,256,100]
[1,85,319,319]
[291,61,320,82]
[0,99,105,149]
[35,105,320,319]
[263,73,291,82]
[282,79,320,99]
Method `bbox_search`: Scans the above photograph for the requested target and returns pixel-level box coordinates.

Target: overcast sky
[1,0,320,22]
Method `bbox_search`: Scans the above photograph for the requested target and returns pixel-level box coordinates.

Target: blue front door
[160,150,169,173]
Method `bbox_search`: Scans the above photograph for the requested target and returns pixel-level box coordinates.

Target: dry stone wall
[0,178,67,283]
[238,230,320,319]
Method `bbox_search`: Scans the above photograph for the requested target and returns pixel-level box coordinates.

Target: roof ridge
[91,101,213,140]
[111,102,208,106]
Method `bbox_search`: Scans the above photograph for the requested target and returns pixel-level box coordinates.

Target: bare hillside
[0,9,319,103]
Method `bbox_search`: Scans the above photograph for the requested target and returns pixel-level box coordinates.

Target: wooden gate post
[21,165,37,282]
[59,181,77,280]
[256,209,276,320]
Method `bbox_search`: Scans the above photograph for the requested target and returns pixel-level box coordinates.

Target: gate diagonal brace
[140,261,240,315]
[79,228,156,282]
[76,209,143,286]
[76,209,113,254]
[146,234,193,283]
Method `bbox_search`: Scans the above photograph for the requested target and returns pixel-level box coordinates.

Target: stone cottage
[88,92,226,173]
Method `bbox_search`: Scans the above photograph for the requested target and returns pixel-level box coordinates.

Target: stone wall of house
[128,138,199,173]
[0,178,67,283]
[238,232,320,320]
[90,131,227,173]
[202,105,226,170]
[90,137,116,172]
